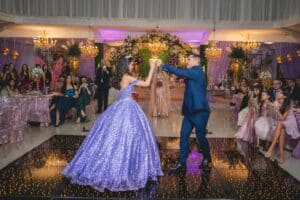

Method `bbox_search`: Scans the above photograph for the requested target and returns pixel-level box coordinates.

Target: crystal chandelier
[205,20,222,61]
[79,40,99,57]
[205,41,222,61]
[33,30,57,50]
[79,25,99,57]
[241,34,260,51]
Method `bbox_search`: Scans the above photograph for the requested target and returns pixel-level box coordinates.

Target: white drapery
[0,0,299,24]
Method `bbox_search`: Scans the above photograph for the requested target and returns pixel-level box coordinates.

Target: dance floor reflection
[0,136,299,200]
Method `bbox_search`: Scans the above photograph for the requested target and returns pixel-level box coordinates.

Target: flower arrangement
[259,70,272,80]
[32,67,44,78]
[259,70,273,89]
[110,30,192,77]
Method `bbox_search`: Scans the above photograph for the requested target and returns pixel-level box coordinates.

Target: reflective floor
[0,135,299,200]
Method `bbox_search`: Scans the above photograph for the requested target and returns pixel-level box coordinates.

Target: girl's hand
[155,59,162,67]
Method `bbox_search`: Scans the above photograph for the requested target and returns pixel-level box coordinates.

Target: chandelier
[205,41,222,61]
[79,25,99,57]
[33,30,57,50]
[205,20,222,61]
[79,40,99,57]
[241,34,260,51]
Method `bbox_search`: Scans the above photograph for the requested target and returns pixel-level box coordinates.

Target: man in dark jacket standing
[162,53,211,171]
[287,79,300,102]
[96,59,112,113]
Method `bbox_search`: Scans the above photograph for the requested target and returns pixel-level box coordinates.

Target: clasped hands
[149,58,166,71]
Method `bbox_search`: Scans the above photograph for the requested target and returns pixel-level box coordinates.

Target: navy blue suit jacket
[162,64,210,115]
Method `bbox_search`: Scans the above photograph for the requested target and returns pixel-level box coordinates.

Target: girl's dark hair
[253,83,263,103]
[7,78,17,90]
[2,64,9,73]
[20,64,29,78]
[279,90,291,114]
[111,56,131,90]
[259,89,273,114]
[61,74,76,93]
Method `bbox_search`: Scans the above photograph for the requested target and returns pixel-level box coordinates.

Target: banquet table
[0,94,52,144]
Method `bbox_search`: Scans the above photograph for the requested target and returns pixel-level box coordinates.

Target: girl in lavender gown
[235,84,262,143]
[62,57,163,192]
[265,90,300,163]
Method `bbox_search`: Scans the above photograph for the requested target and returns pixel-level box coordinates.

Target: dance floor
[0,135,299,200]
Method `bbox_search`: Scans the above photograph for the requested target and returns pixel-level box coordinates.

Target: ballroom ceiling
[0,0,299,43]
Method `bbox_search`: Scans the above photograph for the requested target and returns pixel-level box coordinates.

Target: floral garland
[109,31,192,77]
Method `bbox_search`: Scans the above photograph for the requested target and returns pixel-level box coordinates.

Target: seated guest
[255,90,274,146]
[269,79,282,101]
[237,84,250,126]
[8,63,19,82]
[72,74,81,88]
[42,64,52,89]
[50,74,79,127]
[235,84,262,143]
[0,78,19,97]
[265,90,300,163]
[76,76,92,123]
[286,79,300,102]
[19,64,32,92]
[1,64,10,84]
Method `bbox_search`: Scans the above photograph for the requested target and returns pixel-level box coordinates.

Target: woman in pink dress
[234,84,262,143]
[265,90,300,163]
[148,66,170,117]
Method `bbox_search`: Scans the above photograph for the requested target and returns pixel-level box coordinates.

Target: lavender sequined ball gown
[62,80,163,192]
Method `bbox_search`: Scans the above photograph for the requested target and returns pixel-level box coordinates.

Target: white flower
[32,67,44,78]
[259,71,272,79]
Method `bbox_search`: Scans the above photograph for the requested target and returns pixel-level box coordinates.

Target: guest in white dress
[255,90,274,142]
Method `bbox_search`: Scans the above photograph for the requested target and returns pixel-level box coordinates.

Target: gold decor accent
[69,57,80,73]
[205,41,222,61]
[241,34,260,51]
[286,53,293,62]
[11,50,19,60]
[2,47,9,56]
[276,56,282,64]
[147,37,167,58]
[33,30,57,50]
[79,40,99,57]
[297,49,300,57]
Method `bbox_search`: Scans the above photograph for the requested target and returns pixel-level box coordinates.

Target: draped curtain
[274,43,300,79]
[0,38,96,78]
[207,41,300,85]
[0,38,34,71]
[0,0,299,22]
[207,41,232,85]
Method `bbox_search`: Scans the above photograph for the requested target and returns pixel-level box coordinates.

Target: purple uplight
[96,29,144,42]
[96,29,210,44]
[169,31,210,44]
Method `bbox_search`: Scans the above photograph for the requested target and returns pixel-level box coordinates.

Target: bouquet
[259,70,272,89]
[259,71,272,79]
[32,67,44,78]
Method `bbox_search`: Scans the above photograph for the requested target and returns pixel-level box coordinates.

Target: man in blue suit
[161,53,211,171]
